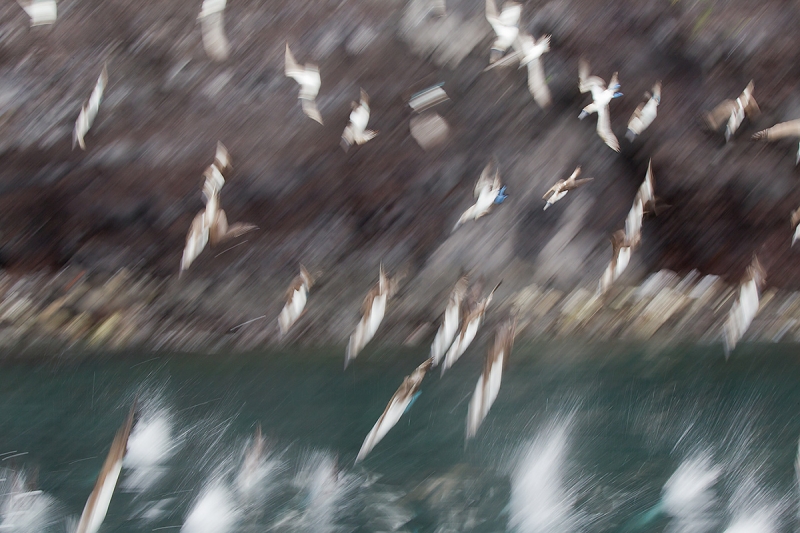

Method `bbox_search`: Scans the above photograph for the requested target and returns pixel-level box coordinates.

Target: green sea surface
[0,343,798,532]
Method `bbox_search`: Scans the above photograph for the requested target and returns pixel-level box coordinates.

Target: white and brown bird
[355,358,432,463]
[626,81,661,141]
[441,281,501,375]
[752,119,800,165]
[341,89,378,151]
[278,265,316,336]
[197,0,229,61]
[284,43,323,124]
[516,33,552,108]
[723,255,765,358]
[180,144,257,273]
[792,207,800,246]
[430,274,469,367]
[704,81,759,142]
[624,160,656,247]
[453,160,508,231]
[75,401,136,533]
[466,317,516,440]
[543,166,592,210]
[73,63,108,151]
[17,0,56,26]
[579,59,623,152]
[599,230,633,295]
[345,265,401,368]
[485,0,521,63]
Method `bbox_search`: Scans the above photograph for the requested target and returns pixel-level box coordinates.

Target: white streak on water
[509,418,584,533]
[180,482,240,533]
[662,453,721,533]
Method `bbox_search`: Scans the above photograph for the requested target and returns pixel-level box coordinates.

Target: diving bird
[626,81,661,141]
[703,81,759,142]
[723,255,765,358]
[485,0,521,63]
[278,265,316,336]
[752,119,800,165]
[599,230,632,294]
[73,63,108,150]
[197,0,229,61]
[578,59,623,152]
[75,401,136,533]
[625,160,656,246]
[284,43,323,124]
[180,145,258,273]
[355,358,432,463]
[543,166,592,210]
[625,196,644,248]
[17,0,56,26]
[236,424,266,494]
[453,160,508,231]
[341,89,378,150]
[792,207,800,246]
[441,281,501,375]
[466,317,516,440]
[516,33,552,108]
[430,275,469,366]
[345,265,401,367]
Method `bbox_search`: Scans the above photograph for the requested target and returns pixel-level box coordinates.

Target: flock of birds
[10,0,800,530]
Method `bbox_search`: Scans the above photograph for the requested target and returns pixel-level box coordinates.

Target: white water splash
[273,452,350,533]
[181,481,241,533]
[722,472,784,533]
[234,437,282,504]
[662,453,721,533]
[123,407,179,492]
[509,418,584,533]
[0,468,57,533]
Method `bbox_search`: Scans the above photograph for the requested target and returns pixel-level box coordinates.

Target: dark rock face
[1,0,800,301]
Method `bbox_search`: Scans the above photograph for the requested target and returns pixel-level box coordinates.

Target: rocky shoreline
[0,265,795,357]
[3,0,800,357]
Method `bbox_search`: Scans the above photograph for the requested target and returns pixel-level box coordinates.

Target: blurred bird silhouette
[578,59,623,152]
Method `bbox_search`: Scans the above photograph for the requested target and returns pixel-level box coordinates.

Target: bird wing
[578,59,605,93]
[180,210,210,272]
[625,197,643,246]
[564,177,593,190]
[485,0,500,25]
[596,104,620,152]
[284,274,305,306]
[284,43,304,79]
[543,180,565,199]
[527,57,552,108]
[75,403,135,533]
[752,119,800,141]
[213,141,231,171]
[359,88,370,110]
[465,318,515,439]
[72,64,108,151]
[18,0,57,26]
[704,99,736,131]
[652,81,662,101]
[209,209,257,246]
[474,161,495,198]
[301,99,324,124]
[430,277,468,366]
[628,102,645,124]
[791,207,800,229]
[201,12,229,62]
